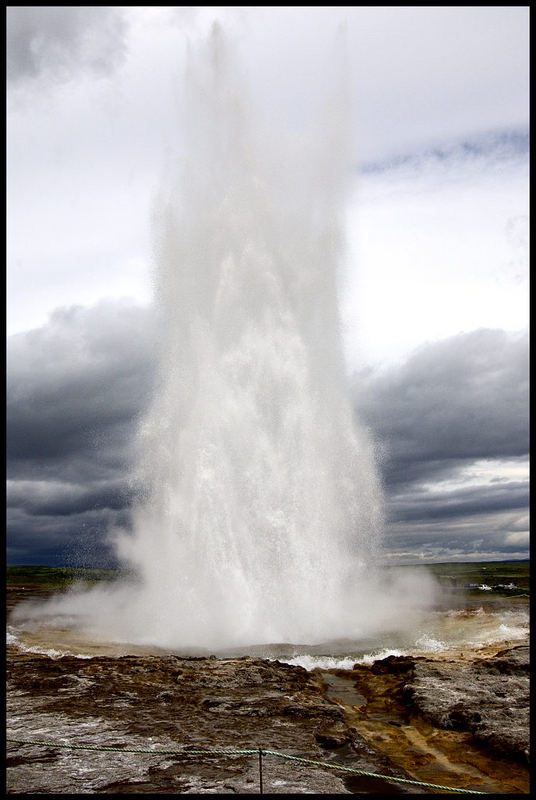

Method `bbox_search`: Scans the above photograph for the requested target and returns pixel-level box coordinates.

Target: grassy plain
[7,559,529,595]
[412,559,530,595]
[6,565,121,589]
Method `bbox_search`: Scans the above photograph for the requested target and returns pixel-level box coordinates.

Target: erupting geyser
[14,27,438,653]
[110,27,384,647]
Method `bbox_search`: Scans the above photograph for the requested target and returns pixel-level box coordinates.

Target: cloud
[7,478,131,517]
[385,509,530,565]
[341,127,529,370]
[6,301,157,565]
[7,305,529,565]
[388,471,528,529]
[360,128,529,176]
[7,301,156,470]
[353,329,529,560]
[5,8,528,567]
[6,505,130,568]
[7,6,129,88]
[354,329,529,489]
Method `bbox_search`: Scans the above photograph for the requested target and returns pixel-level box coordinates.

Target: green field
[6,565,123,589]
[6,560,529,595]
[407,559,530,595]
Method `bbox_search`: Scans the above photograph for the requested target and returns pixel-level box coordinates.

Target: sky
[6,6,529,567]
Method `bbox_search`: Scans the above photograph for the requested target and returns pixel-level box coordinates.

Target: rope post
[258,747,263,794]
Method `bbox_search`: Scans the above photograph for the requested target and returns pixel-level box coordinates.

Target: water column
[112,25,385,648]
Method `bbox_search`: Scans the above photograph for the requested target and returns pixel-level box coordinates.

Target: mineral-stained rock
[6,580,530,796]
[7,649,420,794]
[402,645,530,763]
[370,655,414,675]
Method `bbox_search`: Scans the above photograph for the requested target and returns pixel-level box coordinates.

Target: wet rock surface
[403,645,530,762]
[337,644,530,795]
[6,587,530,794]
[7,648,422,794]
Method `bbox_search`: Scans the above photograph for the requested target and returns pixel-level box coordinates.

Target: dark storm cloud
[388,476,528,524]
[7,478,131,517]
[354,328,529,490]
[7,6,128,86]
[7,505,132,567]
[6,301,157,564]
[353,328,529,559]
[386,513,529,564]
[7,307,529,565]
[7,302,156,464]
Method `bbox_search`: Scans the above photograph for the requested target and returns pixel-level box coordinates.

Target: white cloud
[504,530,530,548]
[342,138,529,368]
[7,6,129,88]
[419,458,529,495]
[7,8,528,355]
[228,6,529,160]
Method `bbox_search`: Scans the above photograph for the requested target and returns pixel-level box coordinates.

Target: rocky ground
[6,587,530,794]
[331,645,529,795]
